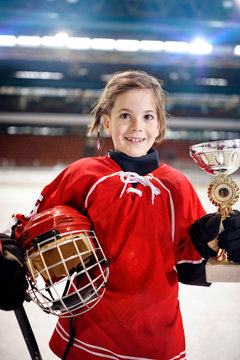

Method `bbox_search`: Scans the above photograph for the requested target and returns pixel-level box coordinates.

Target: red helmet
[18,205,109,317]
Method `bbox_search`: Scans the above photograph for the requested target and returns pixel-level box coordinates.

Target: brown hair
[88,70,166,143]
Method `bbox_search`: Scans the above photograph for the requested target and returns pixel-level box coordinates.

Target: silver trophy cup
[190,139,240,266]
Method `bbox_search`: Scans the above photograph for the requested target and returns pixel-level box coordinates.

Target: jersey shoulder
[154,163,191,188]
[66,155,120,177]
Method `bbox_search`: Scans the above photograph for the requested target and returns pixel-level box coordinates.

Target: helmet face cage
[20,206,109,318]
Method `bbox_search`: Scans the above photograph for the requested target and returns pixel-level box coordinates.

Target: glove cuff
[191,214,221,259]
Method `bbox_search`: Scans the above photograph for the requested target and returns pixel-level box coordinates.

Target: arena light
[15,71,64,80]
[0,33,216,56]
[41,32,69,47]
[0,35,17,47]
[234,45,240,55]
[66,37,91,49]
[54,32,69,45]
[17,36,42,47]
[196,77,228,86]
[222,0,234,8]
[188,38,213,55]
[163,41,188,53]
[91,38,115,50]
[140,40,164,52]
[41,36,61,47]
[115,39,140,51]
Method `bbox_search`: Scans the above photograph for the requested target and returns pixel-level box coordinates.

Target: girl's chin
[122,150,148,157]
[115,142,150,157]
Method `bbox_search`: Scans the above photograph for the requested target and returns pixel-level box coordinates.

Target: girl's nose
[130,117,142,132]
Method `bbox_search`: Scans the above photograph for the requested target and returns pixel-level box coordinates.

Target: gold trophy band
[208,174,240,262]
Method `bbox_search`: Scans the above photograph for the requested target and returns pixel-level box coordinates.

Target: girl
[0,70,216,360]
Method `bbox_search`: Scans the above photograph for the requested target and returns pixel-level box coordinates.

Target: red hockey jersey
[15,155,206,360]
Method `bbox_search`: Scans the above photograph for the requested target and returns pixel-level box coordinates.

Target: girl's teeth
[127,138,143,142]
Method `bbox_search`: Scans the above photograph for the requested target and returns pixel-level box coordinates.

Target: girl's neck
[108,148,159,176]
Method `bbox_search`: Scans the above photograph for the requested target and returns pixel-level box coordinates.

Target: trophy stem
[208,175,240,263]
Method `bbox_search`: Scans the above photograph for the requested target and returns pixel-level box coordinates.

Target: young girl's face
[103,89,160,157]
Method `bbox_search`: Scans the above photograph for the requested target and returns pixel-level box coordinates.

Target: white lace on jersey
[84,171,161,209]
[119,171,161,204]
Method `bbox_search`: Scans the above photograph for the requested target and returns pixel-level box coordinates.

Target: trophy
[189,139,240,281]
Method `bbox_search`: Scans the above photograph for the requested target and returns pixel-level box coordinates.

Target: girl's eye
[145,114,153,120]
[120,113,130,119]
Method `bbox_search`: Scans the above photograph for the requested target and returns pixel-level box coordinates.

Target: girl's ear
[102,114,111,136]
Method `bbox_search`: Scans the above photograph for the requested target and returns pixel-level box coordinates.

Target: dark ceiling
[0,0,239,40]
[1,0,240,128]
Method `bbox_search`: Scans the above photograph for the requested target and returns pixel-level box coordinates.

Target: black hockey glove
[0,233,28,310]
[218,210,240,263]
[190,213,222,259]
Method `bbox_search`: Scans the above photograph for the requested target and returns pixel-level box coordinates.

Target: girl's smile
[125,136,145,143]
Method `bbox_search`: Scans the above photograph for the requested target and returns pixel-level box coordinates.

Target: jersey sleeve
[36,162,88,213]
[166,168,210,286]
[5,158,93,241]
[169,171,205,259]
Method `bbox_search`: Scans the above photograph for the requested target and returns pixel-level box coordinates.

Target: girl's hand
[0,234,28,310]
[218,210,240,263]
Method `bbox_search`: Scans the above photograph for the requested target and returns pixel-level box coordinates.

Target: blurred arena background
[1,1,240,359]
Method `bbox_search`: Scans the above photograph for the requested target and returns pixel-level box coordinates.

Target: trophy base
[206,258,240,282]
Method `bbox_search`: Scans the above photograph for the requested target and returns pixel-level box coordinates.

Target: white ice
[0,167,240,360]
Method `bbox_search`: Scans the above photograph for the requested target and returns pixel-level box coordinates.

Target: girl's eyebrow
[117,108,131,113]
[117,108,156,113]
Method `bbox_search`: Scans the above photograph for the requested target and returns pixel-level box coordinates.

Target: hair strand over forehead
[88,70,166,143]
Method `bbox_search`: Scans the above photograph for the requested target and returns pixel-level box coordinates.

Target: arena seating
[0,134,194,167]
[0,134,85,166]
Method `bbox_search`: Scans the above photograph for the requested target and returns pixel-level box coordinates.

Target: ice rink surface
[1,167,240,360]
